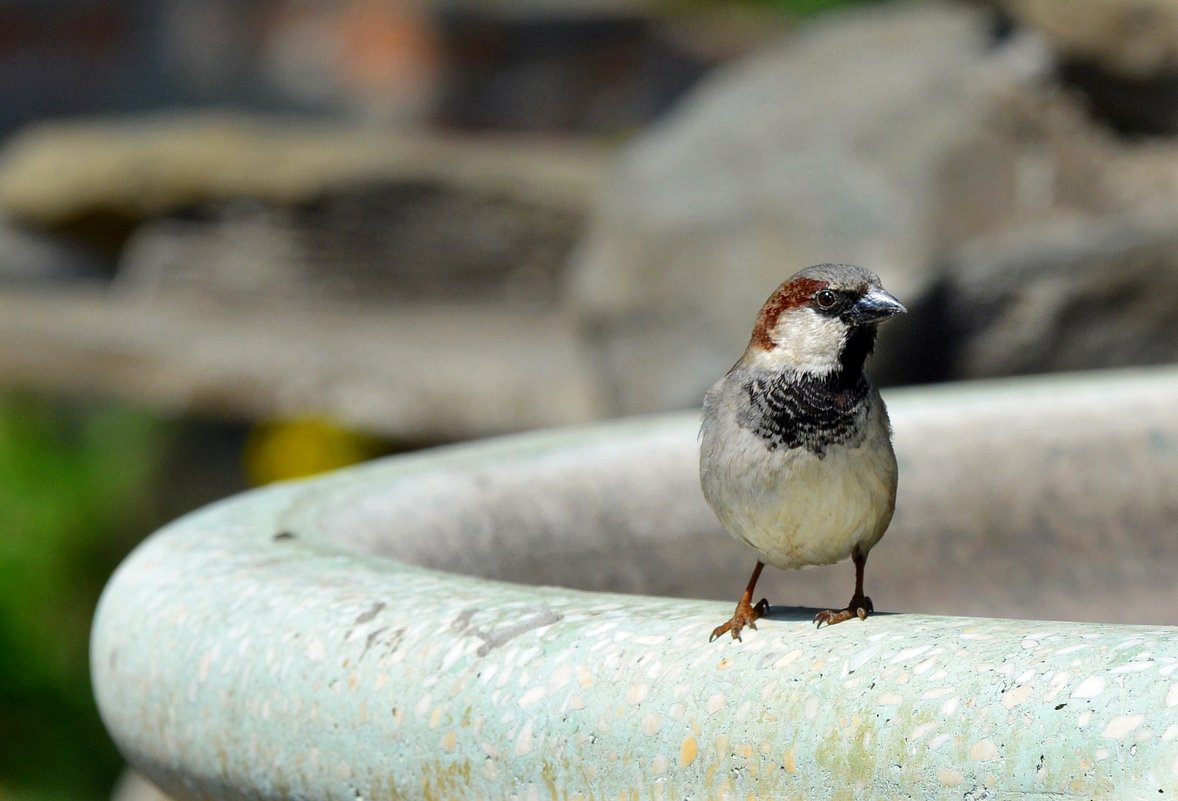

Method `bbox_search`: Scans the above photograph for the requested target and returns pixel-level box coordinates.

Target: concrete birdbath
[92,367,1178,799]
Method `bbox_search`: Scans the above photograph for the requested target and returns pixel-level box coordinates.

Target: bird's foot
[814,594,873,628]
[710,597,770,642]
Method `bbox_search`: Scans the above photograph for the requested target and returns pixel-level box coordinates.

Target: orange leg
[710,561,770,642]
[814,549,873,628]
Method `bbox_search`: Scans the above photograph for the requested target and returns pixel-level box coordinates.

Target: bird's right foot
[709,597,770,642]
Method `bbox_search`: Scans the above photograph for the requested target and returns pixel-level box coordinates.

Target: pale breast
[700,379,897,571]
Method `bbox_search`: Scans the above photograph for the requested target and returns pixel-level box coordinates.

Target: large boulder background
[570,0,1178,413]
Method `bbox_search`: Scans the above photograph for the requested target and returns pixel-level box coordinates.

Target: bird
[699,263,906,641]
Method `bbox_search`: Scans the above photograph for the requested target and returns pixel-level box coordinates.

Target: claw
[814,595,873,629]
[710,597,769,642]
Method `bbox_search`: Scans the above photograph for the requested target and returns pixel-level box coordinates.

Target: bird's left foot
[814,594,873,628]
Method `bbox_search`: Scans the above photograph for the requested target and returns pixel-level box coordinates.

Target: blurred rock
[0,112,612,439]
[569,1,1051,412]
[0,217,112,283]
[927,82,1120,250]
[940,217,1178,378]
[117,181,580,308]
[994,0,1178,134]
[1058,59,1178,137]
[928,63,1178,377]
[570,0,1178,412]
[7,5,1178,440]
[0,289,603,441]
[0,113,609,251]
[996,0,1178,78]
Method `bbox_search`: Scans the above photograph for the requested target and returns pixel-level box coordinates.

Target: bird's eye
[814,289,838,310]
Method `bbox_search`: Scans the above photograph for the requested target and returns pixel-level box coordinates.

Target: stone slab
[0,288,603,440]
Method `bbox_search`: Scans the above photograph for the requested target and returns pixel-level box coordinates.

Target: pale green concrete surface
[93,368,1178,800]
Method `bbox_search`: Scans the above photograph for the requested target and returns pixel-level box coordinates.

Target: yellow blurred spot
[244,417,377,486]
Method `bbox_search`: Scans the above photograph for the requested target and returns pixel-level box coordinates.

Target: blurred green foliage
[0,395,167,801]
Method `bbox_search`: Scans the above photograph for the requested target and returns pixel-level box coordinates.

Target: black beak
[845,288,906,326]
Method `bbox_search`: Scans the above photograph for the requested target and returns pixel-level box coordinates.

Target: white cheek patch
[751,308,847,374]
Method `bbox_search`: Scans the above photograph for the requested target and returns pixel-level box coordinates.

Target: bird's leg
[710,561,770,642]
[814,549,873,628]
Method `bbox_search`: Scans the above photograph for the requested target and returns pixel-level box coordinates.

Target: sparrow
[699,263,906,641]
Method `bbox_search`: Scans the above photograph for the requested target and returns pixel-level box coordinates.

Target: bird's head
[743,263,906,375]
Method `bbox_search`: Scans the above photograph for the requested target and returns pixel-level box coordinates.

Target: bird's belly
[702,433,896,571]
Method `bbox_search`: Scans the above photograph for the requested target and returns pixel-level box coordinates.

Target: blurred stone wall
[0,1,773,439]
[3,0,1178,435]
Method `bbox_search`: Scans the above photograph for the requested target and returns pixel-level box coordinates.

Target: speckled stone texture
[94,367,1178,800]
